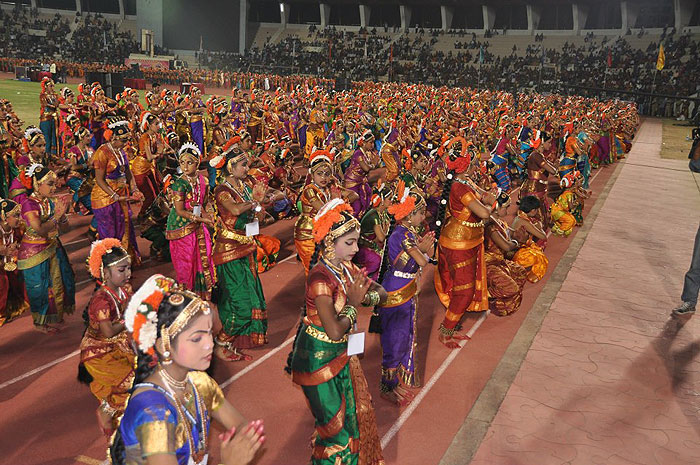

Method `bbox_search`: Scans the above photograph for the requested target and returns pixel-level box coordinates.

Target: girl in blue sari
[110,275,265,465]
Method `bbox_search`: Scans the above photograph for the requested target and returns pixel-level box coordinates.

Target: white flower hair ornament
[178,142,201,159]
[124,274,176,360]
[24,126,43,141]
[25,163,44,178]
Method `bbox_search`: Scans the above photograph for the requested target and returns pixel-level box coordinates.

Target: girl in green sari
[212,142,274,362]
[289,199,388,465]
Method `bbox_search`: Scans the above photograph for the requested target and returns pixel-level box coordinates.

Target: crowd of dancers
[0,75,638,464]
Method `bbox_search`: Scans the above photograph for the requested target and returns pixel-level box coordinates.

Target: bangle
[339,304,358,327]
[361,290,380,307]
[110,192,119,200]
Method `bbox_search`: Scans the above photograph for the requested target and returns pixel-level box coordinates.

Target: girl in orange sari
[512,196,549,283]
[78,239,135,437]
[435,143,493,348]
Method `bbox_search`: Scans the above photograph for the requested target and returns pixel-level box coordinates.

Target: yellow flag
[656,44,665,71]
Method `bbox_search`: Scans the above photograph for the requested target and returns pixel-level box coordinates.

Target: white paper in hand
[192,205,202,217]
[347,332,365,356]
[245,220,259,237]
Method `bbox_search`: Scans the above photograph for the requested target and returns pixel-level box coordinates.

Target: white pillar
[400,5,412,31]
[359,5,371,28]
[75,0,81,13]
[621,0,640,31]
[441,6,454,31]
[572,3,589,34]
[239,0,248,54]
[30,0,36,9]
[320,3,330,28]
[675,0,694,31]
[118,0,125,18]
[280,3,290,26]
[482,5,496,31]
[527,4,542,34]
[136,0,163,46]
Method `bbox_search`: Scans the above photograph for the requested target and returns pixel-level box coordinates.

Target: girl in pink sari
[165,143,215,298]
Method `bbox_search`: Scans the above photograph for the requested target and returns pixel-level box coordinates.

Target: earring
[160,330,173,365]
[323,239,336,260]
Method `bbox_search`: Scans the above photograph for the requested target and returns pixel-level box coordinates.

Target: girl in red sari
[434,141,494,348]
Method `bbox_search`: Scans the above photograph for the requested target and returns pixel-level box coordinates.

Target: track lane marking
[381,312,489,448]
[0,349,80,390]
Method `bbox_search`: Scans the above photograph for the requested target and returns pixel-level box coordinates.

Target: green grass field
[0,78,223,128]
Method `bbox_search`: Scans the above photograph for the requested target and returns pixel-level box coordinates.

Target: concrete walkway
[468,119,700,465]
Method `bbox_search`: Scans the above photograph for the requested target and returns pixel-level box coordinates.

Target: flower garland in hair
[387,179,416,221]
[87,238,123,280]
[124,274,175,359]
[312,198,353,243]
[209,136,241,169]
[178,142,201,163]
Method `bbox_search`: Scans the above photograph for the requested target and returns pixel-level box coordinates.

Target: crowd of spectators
[0,7,138,67]
[0,7,698,118]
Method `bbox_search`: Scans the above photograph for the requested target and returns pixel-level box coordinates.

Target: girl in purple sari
[343,130,377,217]
[378,182,435,406]
[91,119,143,264]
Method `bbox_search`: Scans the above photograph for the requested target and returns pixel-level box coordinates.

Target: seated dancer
[295,150,357,274]
[212,144,270,361]
[66,126,98,239]
[435,148,493,348]
[288,199,387,465]
[17,165,75,333]
[166,143,215,299]
[512,196,549,283]
[378,181,435,405]
[91,118,144,264]
[0,199,29,326]
[551,172,588,237]
[354,181,391,280]
[485,216,528,316]
[78,239,135,437]
[109,275,265,465]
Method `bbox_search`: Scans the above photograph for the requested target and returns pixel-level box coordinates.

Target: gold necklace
[159,368,188,390]
[161,376,208,463]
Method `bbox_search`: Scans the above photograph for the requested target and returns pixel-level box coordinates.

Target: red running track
[0,161,619,465]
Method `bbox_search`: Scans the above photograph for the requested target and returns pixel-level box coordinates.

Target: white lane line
[0,349,80,390]
[278,253,298,265]
[381,312,489,448]
[64,237,89,246]
[220,337,294,389]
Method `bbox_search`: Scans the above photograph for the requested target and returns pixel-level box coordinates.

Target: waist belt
[305,324,348,344]
[393,270,417,279]
[218,228,255,244]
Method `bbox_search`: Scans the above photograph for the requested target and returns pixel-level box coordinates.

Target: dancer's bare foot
[35,325,59,334]
[451,331,471,341]
[215,345,252,362]
[380,389,412,407]
[96,407,114,437]
[438,332,461,349]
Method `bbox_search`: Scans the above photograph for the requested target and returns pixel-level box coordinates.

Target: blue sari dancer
[575,132,591,189]
[66,128,98,235]
[17,166,75,332]
[111,275,265,465]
